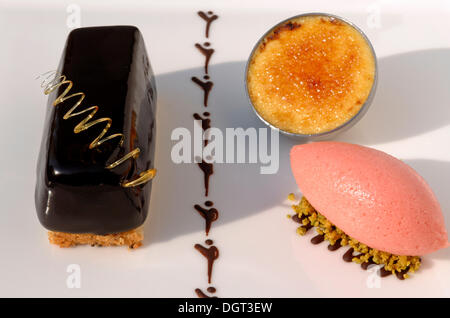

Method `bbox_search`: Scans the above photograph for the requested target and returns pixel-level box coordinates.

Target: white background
[0,0,449,297]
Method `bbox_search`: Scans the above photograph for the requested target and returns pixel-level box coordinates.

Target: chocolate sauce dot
[302,223,313,232]
[361,261,373,270]
[205,239,213,245]
[204,42,210,47]
[310,234,324,245]
[395,268,409,280]
[343,248,354,262]
[291,214,302,223]
[207,287,216,293]
[203,112,210,117]
[203,75,210,80]
[380,267,392,277]
[327,239,342,251]
[208,11,213,14]
[205,201,213,207]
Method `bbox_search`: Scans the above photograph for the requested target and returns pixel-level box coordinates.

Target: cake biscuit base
[48,227,143,249]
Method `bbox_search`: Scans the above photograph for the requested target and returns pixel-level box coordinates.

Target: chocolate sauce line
[191,10,221,297]
[197,11,219,38]
[195,42,215,74]
[194,241,218,297]
[194,201,219,235]
[195,288,218,298]
[193,112,211,146]
[195,243,219,284]
[197,160,213,196]
[193,112,211,132]
[192,76,213,107]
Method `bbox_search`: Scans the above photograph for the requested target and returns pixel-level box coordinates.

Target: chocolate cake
[35,26,157,248]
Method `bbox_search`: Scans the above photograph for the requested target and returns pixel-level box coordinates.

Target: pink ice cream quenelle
[290,141,449,256]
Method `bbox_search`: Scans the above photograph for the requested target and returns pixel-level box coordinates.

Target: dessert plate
[1,0,450,297]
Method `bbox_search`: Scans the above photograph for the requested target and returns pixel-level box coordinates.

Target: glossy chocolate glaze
[35,26,157,234]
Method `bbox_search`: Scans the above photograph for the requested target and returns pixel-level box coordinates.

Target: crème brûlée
[247,15,376,135]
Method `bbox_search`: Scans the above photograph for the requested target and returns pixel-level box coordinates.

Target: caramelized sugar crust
[247,16,375,134]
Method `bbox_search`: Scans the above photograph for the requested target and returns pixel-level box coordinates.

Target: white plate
[1,0,450,297]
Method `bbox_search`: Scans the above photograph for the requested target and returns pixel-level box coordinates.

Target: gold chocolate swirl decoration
[38,71,156,188]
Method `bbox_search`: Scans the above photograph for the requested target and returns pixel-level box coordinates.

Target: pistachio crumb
[289,196,421,279]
